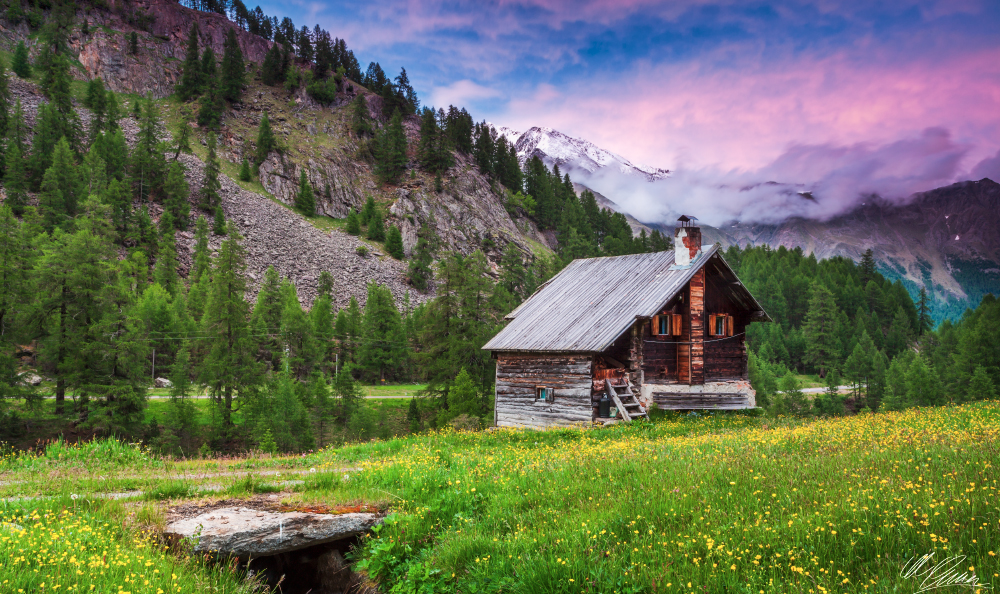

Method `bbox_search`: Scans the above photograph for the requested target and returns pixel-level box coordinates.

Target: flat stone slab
[164,506,379,558]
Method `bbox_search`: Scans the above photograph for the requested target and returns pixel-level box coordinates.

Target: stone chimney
[674,215,702,267]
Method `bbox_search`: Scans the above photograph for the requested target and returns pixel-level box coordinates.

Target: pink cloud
[496,46,1000,173]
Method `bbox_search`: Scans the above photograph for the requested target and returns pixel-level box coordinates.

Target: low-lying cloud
[571,127,971,227]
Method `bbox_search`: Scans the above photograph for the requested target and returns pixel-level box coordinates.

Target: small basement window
[536,386,553,402]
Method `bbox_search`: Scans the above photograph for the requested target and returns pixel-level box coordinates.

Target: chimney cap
[677,215,699,226]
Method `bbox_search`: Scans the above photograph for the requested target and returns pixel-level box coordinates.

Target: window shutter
[727,315,734,336]
[672,314,682,336]
[708,314,717,336]
[652,315,661,336]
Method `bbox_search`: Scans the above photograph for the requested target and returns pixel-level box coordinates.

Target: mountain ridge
[502,124,999,320]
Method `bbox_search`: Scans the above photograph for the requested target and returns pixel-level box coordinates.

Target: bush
[306,77,337,105]
[356,245,369,257]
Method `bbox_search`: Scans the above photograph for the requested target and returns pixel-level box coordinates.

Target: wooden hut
[483,217,770,428]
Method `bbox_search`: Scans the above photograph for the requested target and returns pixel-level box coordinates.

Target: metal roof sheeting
[483,246,722,353]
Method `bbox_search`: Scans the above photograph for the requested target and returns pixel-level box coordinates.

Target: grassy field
[1,403,998,593]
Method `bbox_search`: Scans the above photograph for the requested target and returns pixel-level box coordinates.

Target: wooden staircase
[605,377,649,422]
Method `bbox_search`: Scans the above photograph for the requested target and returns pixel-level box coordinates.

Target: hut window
[653,314,683,336]
[709,314,733,337]
[536,386,553,402]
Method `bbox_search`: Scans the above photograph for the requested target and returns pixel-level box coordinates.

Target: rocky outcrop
[164,506,379,558]
[174,152,423,310]
[3,0,270,99]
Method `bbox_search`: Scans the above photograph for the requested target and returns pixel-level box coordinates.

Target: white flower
[70,494,78,500]
[343,474,350,482]
[310,468,316,473]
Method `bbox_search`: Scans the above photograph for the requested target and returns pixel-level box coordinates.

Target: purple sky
[264,0,1000,221]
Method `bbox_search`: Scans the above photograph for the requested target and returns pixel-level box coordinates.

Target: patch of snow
[955,235,960,240]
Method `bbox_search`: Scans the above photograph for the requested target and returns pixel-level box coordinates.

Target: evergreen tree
[250,265,285,371]
[260,43,283,86]
[200,133,221,210]
[238,159,251,181]
[407,397,421,432]
[967,365,997,402]
[905,355,943,407]
[132,94,166,202]
[884,306,912,359]
[374,109,407,185]
[408,222,437,291]
[366,208,385,241]
[311,292,335,371]
[3,144,27,216]
[39,138,84,231]
[0,59,10,158]
[154,228,180,295]
[103,178,132,244]
[177,24,203,100]
[332,363,364,421]
[191,215,212,284]
[11,41,30,78]
[357,281,406,381]
[220,28,246,103]
[777,371,809,416]
[294,169,315,216]
[916,286,933,335]
[174,118,192,159]
[213,207,226,235]
[254,111,277,167]
[359,195,376,226]
[198,228,262,431]
[197,85,224,130]
[385,225,404,259]
[859,248,876,285]
[163,161,191,230]
[318,270,335,299]
[84,78,109,141]
[280,281,317,379]
[350,94,372,138]
[167,345,198,445]
[105,92,121,133]
[415,251,498,403]
[345,208,361,235]
[803,282,841,376]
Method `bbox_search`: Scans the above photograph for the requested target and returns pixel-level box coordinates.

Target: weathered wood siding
[495,354,593,428]
[703,263,750,380]
[704,341,747,379]
[689,268,706,384]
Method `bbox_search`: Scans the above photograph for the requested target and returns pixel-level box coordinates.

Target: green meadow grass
[1,404,998,593]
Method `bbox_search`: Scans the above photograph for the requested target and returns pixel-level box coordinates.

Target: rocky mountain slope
[0,2,552,309]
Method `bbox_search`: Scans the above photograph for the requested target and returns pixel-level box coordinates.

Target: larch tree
[254,111,277,167]
[200,134,221,211]
[163,161,190,231]
[11,41,30,78]
[374,109,407,185]
[804,282,841,377]
[295,169,315,216]
[220,29,246,103]
[177,23,203,100]
[385,225,404,259]
[198,229,262,431]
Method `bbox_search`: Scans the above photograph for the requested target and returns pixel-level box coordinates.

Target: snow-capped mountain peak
[488,125,671,182]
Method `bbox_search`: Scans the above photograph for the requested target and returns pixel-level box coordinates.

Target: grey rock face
[164,506,379,558]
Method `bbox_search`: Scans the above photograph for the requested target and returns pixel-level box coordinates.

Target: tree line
[721,245,997,416]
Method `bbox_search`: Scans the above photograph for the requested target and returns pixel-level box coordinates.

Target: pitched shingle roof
[483,246,767,353]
